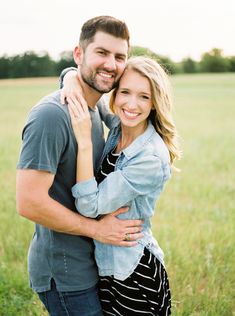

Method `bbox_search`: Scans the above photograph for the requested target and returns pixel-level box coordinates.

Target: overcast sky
[1,0,235,61]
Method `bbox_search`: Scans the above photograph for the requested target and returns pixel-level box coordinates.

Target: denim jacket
[72,113,171,281]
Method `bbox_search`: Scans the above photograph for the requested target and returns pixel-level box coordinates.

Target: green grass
[0,74,234,315]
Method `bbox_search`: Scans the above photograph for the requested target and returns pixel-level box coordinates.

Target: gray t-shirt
[17,90,106,292]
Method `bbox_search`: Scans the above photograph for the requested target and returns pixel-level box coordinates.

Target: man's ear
[73,46,83,65]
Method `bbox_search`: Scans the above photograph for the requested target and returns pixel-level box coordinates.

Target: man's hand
[94,207,144,247]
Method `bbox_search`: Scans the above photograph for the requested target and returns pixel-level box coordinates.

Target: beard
[80,63,119,94]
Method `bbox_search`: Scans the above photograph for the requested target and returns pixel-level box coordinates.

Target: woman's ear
[73,46,83,66]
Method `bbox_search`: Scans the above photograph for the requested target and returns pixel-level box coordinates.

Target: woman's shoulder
[149,131,170,163]
[124,122,170,164]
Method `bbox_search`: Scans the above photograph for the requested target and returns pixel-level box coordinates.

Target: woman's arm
[72,154,166,218]
[59,67,119,129]
[67,95,94,182]
[59,67,85,106]
[59,67,77,89]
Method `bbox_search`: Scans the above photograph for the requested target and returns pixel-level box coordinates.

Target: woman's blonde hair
[109,56,181,164]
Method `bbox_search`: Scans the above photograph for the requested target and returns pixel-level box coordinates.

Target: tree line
[0,47,234,79]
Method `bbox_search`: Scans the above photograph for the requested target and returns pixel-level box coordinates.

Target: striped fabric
[96,148,120,184]
[96,149,171,315]
[99,248,171,315]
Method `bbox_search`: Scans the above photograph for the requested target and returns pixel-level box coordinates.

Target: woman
[66,56,180,315]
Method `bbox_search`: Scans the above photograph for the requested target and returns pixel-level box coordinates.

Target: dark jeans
[38,279,103,316]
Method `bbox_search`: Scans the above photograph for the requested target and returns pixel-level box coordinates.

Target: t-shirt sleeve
[17,103,68,174]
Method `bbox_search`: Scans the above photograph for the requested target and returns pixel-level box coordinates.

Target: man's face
[79,31,128,93]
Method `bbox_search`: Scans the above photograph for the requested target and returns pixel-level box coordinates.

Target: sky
[1,0,235,62]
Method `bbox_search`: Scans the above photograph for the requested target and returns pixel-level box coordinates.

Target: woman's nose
[126,96,138,110]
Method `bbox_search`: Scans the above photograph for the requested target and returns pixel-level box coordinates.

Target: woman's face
[114,69,153,130]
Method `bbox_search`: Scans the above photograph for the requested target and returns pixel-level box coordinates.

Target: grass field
[0,74,234,315]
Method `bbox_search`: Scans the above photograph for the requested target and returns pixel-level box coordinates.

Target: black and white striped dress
[96,149,171,316]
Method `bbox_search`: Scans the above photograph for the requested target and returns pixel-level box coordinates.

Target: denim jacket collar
[113,120,156,159]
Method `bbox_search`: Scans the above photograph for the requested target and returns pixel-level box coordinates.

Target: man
[16,16,143,316]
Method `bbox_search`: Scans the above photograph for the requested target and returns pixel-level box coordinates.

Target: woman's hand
[67,95,92,149]
[60,70,84,105]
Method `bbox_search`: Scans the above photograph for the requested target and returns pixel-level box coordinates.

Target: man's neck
[77,71,102,109]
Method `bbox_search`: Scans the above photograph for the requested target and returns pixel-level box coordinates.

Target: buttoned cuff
[71,177,97,198]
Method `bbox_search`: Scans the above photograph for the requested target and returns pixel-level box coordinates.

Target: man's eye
[116,56,125,62]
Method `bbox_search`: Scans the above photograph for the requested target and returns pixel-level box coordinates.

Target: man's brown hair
[79,15,130,49]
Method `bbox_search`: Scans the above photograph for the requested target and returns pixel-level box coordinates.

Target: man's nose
[103,55,116,71]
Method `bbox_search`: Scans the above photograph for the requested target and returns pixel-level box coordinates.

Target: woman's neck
[115,121,148,153]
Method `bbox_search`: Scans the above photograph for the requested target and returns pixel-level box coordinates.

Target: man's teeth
[99,72,112,78]
[123,110,139,117]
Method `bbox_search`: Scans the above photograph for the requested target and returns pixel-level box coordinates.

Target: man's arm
[16,169,143,246]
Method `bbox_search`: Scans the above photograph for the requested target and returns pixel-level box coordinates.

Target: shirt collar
[121,121,156,159]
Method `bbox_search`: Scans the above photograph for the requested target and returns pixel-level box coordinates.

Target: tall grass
[0,78,56,316]
[154,73,235,315]
[0,74,234,315]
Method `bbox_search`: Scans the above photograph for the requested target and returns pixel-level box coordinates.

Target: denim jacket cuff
[59,67,77,89]
[71,177,97,198]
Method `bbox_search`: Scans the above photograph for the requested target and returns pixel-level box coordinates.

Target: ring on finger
[125,233,131,241]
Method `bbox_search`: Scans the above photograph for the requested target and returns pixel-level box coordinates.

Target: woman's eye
[142,95,150,100]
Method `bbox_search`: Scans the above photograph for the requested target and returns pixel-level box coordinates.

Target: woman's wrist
[77,140,92,151]
[59,67,77,88]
